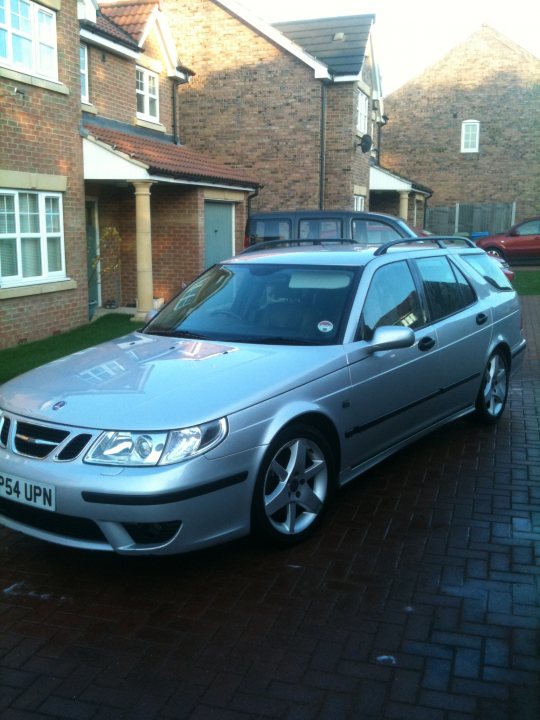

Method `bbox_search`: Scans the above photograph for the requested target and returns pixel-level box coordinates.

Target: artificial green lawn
[0,314,142,385]
[0,271,538,385]
[512,269,540,296]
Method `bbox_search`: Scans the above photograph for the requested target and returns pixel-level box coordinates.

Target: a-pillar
[399,191,410,221]
[131,180,154,321]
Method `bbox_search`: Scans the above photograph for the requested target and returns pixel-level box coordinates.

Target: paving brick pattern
[1,298,539,719]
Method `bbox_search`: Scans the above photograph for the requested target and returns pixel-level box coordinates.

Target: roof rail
[241,238,357,254]
[374,235,476,256]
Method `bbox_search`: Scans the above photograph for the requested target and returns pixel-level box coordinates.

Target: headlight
[85,418,228,466]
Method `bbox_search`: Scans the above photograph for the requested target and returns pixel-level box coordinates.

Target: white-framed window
[461,119,480,153]
[0,0,58,80]
[80,43,89,103]
[136,66,159,122]
[0,190,65,287]
[353,194,365,211]
[356,91,369,134]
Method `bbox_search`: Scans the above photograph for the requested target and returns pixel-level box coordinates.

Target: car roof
[229,237,479,267]
[247,209,406,222]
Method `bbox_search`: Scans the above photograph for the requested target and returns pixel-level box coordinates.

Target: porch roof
[82,119,260,190]
[370,165,432,196]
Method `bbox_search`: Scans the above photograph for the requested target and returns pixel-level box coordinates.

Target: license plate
[0,473,56,511]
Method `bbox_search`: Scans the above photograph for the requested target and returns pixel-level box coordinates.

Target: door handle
[418,336,436,352]
[476,313,488,326]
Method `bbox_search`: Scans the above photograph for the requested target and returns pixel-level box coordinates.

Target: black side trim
[345,373,480,438]
[82,472,248,506]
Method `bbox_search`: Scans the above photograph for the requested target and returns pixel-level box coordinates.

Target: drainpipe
[172,71,191,145]
[247,187,259,216]
[172,79,185,145]
[319,80,328,210]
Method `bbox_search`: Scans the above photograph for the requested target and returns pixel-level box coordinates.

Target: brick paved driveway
[1,298,539,720]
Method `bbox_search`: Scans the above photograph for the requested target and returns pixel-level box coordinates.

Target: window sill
[81,101,97,114]
[135,117,166,133]
[0,278,77,300]
[0,65,68,95]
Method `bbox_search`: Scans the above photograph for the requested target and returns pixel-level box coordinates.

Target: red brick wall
[381,27,540,222]
[86,28,174,132]
[0,2,87,350]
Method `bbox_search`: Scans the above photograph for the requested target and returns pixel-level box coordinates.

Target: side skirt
[338,405,475,487]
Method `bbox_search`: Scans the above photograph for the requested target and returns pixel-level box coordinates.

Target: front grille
[0,416,10,447]
[15,422,70,458]
[57,434,93,461]
[3,416,94,461]
[0,497,107,543]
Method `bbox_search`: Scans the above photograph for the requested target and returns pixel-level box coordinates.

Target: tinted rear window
[353,219,403,245]
[249,219,291,243]
[299,218,342,239]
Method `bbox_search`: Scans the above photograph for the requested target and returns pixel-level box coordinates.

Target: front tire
[251,424,335,547]
[475,350,509,424]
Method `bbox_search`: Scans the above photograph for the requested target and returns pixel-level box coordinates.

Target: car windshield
[144,263,359,345]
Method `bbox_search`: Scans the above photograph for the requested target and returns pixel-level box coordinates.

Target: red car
[475,217,540,264]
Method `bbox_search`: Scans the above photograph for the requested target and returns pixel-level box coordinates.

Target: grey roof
[273,15,375,77]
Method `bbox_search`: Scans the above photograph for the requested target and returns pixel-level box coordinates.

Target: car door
[413,255,492,416]
[343,259,444,471]
[506,219,540,261]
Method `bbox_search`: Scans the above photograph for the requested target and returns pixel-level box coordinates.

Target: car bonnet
[0,332,346,431]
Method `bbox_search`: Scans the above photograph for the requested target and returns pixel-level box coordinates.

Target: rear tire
[475,350,509,424]
[251,424,335,547]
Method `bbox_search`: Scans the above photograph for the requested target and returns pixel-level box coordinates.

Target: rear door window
[415,256,476,322]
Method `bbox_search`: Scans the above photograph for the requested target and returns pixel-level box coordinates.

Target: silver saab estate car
[0,239,526,555]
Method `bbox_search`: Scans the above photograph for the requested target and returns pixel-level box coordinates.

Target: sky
[236,0,539,94]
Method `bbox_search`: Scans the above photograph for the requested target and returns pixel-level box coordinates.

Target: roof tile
[84,121,259,188]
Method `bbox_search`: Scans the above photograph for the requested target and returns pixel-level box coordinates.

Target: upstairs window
[357,91,369,134]
[0,0,57,80]
[80,44,89,103]
[136,66,159,122]
[0,190,65,287]
[461,120,480,153]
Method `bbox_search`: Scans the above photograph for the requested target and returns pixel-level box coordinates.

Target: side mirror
[368,326,415,353]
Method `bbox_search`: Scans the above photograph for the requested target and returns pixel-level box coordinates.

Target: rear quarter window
[460,253,513,291]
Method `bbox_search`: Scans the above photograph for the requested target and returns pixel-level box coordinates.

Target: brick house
[163,0,391,214]
[0,0,258,349]
[380,25,540,234]
[1,0,424,351]
[1,0,86,349]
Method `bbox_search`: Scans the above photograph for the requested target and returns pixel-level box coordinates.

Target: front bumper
[0,413,257,555]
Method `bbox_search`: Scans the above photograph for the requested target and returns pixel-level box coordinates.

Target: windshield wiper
[251,336,320,346]
[146,329,211,340]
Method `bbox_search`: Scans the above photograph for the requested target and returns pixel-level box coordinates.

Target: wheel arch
[488,339,512,371]
[268,411,341,477]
